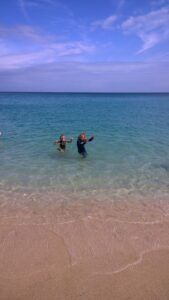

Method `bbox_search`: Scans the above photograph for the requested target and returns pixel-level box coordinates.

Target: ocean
[0,92,169,201]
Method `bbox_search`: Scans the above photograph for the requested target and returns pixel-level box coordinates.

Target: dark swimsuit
[59,141,66,151]
[77,137,94,157]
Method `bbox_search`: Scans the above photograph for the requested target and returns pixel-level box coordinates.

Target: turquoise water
[0,92,169,199]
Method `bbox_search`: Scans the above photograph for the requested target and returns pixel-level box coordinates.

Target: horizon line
[0,91,169,94]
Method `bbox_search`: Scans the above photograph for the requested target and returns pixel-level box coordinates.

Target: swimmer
[77,133,95,158]
[54,134,73,152]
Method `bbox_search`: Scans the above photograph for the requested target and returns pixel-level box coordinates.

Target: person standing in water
[54,134,73,152]
[77,133,95,158]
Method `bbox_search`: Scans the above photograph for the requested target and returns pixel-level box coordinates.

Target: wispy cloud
[18,0,30,21]
[0,51,52,70]
[91,15,118,31]
[0,41,95,70]
[18,0,55,22]
[0,23,95,69]
[151,0,169,7]
[122,7,169,53]
[0,25,56,46]
[18,0,73,21]
[1,62,169,92]
[18,0,55,9]
[136,32,161,54]
[50,42,95,56]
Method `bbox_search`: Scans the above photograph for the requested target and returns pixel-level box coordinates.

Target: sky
[0,0,169,92]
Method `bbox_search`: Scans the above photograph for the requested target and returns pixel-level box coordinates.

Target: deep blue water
[0,92,169,198]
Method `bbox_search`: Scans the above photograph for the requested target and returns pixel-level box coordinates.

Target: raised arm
[87,135,95,142]
[66,138,73,143]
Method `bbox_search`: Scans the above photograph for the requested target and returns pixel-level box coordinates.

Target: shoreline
[0,193,169,299]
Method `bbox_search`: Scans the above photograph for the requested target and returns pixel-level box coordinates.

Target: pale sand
[0,193,169,300]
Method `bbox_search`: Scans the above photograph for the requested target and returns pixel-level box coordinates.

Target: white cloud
[1,62,169,92]
[18,0,56,20]
[18,0,30,21]
[0,23,95,70]
[18,0,73,20]
[0,50,53,70]
[18,0,55,10]
[122,7,169,53]
[0,41,95,70]
[0,25,55,46]
[91,15,117,31]
[50,42,95,56]
[151,0,169,7]
[137,32,161,54]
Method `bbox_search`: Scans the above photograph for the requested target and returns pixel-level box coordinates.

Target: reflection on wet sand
[0,191,169,299]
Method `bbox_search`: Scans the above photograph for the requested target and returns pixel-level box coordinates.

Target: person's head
[60,134,66,141]
[79,133,86,141]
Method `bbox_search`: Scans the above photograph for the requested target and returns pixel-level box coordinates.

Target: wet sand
[0,192,169,300]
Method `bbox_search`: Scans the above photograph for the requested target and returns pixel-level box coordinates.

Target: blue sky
[0,0,169,92]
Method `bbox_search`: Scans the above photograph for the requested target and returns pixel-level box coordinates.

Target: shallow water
[0,92,169,200]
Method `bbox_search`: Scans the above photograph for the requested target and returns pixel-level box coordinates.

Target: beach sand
[0,192,169,300]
